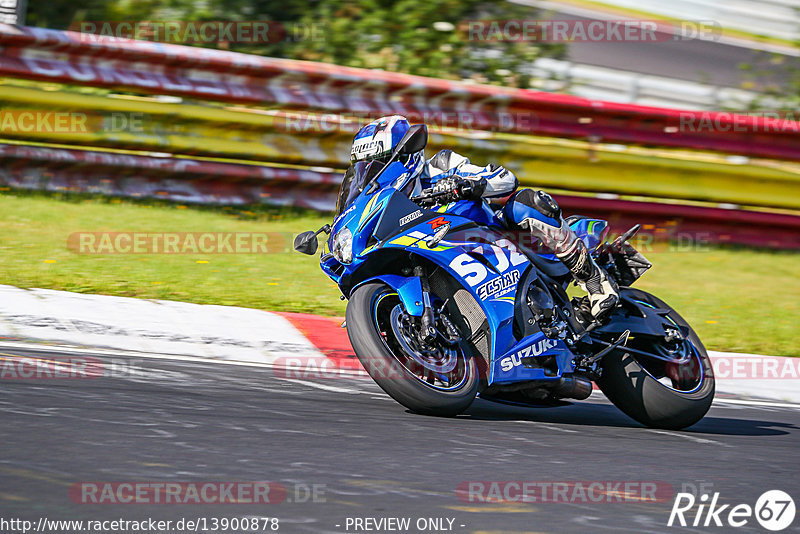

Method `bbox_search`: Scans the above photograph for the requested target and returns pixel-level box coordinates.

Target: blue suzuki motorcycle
[295,125,714,430]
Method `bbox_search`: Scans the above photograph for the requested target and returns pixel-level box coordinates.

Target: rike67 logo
[669,490,795,531]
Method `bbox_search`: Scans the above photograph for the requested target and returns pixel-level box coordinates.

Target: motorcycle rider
[349,115,619,321]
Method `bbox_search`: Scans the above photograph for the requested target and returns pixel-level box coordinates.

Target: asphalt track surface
[564,37,794,89]
[1,344,799,534]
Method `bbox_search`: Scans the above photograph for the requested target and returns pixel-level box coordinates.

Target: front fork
[415,265,438,345]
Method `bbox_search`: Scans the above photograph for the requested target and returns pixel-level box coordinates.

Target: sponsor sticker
[500,338,559,371]
[476,269,520,300]
[428,217,451,230]
[399,210,423,226]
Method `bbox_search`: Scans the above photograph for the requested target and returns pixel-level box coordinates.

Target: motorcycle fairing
[325,177,609,386]
[569,217,609,251]
[491,334,573,384]
[340,195,563,385]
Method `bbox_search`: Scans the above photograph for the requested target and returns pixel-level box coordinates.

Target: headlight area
[332,227,353,264]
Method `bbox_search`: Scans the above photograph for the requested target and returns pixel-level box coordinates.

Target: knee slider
[514,189,561,219]
[532,190,561,219]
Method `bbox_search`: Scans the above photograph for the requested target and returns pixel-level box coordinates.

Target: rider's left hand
[458,176,487,201]
[431,177,487,203]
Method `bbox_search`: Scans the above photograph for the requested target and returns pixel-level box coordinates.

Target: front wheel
[346,283,478,417]
[596,288,715,430]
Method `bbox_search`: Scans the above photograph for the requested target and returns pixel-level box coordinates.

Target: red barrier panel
[558,195,800,250]
[1,24,799,161]
[0,143,341,185]
[0,143,339,210]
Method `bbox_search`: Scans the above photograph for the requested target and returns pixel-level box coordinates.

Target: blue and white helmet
[350,115,425,182]
[350,115,409,163]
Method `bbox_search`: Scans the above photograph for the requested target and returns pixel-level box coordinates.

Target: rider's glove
[431,177,487,203]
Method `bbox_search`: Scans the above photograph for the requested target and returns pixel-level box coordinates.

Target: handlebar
[410,187,451,206]
[411,179,478,206]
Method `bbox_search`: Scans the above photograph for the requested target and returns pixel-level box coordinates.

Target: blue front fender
[352,274,425,317]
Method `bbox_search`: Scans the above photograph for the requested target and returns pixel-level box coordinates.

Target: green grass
[0,192,342,316]
[0,191,798,356]
[631,246,799,357]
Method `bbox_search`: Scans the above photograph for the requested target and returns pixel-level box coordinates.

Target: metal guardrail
[584,0,800,42]
[528,58,762,110]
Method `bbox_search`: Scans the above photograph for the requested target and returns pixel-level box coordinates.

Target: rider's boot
[552,230,619,321]
[505,190,619,321]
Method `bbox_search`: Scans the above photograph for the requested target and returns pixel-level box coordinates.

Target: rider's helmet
[350,115,424,180]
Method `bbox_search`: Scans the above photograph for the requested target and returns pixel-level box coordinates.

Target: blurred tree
[736,11,800,111]
[288,0,566,87]
[27,0,564,88]
[738,53,800,111]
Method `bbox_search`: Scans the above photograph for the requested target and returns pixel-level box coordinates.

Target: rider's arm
[458,162,518,198]
[428,149,518,198]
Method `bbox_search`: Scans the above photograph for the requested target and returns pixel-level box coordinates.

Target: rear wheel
[596,288,715,430]
[346,283,478,416]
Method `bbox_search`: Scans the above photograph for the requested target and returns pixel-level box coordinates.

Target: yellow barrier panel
[2,84,800,209]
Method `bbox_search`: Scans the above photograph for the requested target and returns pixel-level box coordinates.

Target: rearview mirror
[294,231,319,255]
[396,124,428,155]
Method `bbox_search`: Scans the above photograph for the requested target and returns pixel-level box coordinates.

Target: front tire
[346,283,478,417]
[597,288,715,430]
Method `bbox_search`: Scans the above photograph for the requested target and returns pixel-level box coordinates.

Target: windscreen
[334,160,384,217]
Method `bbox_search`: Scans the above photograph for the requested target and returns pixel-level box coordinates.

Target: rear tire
[346,283,478,417]
[597,288,715,430]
